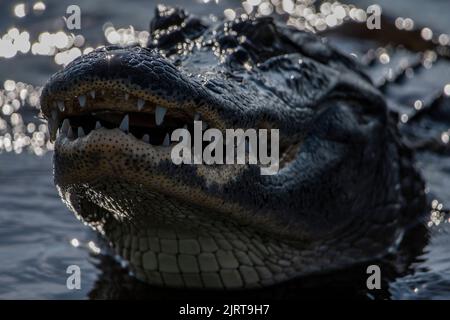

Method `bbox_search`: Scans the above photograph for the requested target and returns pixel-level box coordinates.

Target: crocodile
[39,6,426,290]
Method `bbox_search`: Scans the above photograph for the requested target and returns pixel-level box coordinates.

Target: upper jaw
[39,45,294,136]
[39,45,225,141]
[40,45,301,176]
[43,84,213,146]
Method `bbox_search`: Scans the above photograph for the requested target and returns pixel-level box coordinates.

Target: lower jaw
[72,186,311,289]
[104,211,308,290]
[61,175,396,290]
[54,132,339,289]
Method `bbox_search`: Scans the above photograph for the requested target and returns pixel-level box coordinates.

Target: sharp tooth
[90,90,95,99]
[155,106,167,126]
[95,121,102,130]
[137,98,145,111]
[78,127,85,138]
[48,110,58,141]
[57,101,65,112]
[119,114,129,132]
[125,93,129,100]
[142,134,150,143]
[61,118,70,135]
[194,113,201,121]
[68,126,74,139]
[163,133,170,146]
[47,121,54,139]
[78,95,86,107]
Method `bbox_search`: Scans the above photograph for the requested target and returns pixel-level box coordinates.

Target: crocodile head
[40,6,425,289]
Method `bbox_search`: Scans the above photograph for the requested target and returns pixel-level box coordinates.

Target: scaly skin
[40,6,426,289]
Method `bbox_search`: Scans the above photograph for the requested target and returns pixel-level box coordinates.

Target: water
[0,0,449,299]
[0,153,99,299]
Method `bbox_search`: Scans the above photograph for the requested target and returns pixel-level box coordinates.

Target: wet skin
[40,6,426,289]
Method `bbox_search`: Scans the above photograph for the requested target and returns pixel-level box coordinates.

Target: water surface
[0,0,449,299]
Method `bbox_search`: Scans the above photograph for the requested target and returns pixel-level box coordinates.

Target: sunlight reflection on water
[0,0,449,299]
[1,0,449,155]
